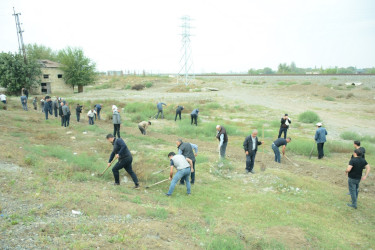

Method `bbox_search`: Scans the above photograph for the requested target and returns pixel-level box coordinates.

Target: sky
[0,0,374,73]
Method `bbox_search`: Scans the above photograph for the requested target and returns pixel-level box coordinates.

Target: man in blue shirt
[20,95,28,111]
[272,137,291,163]
[191,108,199,126]
[155,102,167,119]
[95,104,102,120]
[315,122,327,159]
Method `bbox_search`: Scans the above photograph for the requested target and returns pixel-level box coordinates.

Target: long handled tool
[99,158,117,176]
[152,167,169,175]
[284,155,299,167]
[309,142,316,159]
[260,125,266,171]
[146,179,169,189]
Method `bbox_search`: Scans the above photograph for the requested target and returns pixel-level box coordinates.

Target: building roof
[38,59,61,68]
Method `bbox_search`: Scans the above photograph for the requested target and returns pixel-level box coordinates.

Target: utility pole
[177,16,194,86]
[13,7,27,64]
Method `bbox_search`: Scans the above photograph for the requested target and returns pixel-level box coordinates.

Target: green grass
[298,111,320,124]
[145,82,153,88]
[340,131,375,144]
[324,96,335,101]
[146,207,168,219]
[277,81,297,86]
[302,81,311,85]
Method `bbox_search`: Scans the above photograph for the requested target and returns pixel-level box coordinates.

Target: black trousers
[54,108,58,117]
[60,116,64,126]
[155,109,164,119]
[112,157,139,185]
[114,124,121,138]
[317,143,325,159]
[76,113,80,122]
[191,114,198,126]
[138,125,146,135]
[180,160,196,184]
[278,127,288,139]
[63,115,70,127]
[175,111,181,121]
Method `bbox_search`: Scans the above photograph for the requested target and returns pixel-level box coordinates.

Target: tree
[277,63,291,74]
[0,52,41,94]
[57,47,97,92]
[263,67,274,74]
[25,43,57,61]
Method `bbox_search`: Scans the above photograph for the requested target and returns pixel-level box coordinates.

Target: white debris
[73,152,77,155]
[66,131,73,134]
[72,210,82,215]
[130,150,137,155]
[70,136,76,140]
[207,87,219,91]
[345,82,362,86]
[83,131,88,135]
[123,176,129,183]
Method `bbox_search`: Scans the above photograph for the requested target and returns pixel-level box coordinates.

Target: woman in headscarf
[112,105,122,138]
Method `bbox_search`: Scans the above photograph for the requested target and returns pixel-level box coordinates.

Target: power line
[12,7,27,64]
[177,16,194,86]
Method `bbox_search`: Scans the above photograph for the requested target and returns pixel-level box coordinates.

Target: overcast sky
[1,0,374,73]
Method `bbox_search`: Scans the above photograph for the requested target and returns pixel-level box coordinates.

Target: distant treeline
[248,62,375,75]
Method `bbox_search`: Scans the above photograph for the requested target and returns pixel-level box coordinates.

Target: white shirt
[0,94,6,101]
[251,136,256,149]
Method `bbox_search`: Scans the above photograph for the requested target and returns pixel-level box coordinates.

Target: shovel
[152,167,169,175]
[260,125,266,171]
[99,158,117,176]
[284,155,299,167]
[145,179,169,189]
[309,142,316,159]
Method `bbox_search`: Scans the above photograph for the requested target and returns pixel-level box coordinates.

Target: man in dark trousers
[76,104,83,122]
[278,114,291,139]
[243,129,263,174]
[216,125,228,159]
[59,101,64,126]
[191,108,199,126]
[155,102,167,119]
[175,105,184,121]
[52,98,58,118]
[345,149,370,209]
[95,104,102,120]
[272,137,291,163]
[106,134,139,188]
[314,122,327,159]
[352,141,365,159]
[176,139,198,185]
[62,102,70,127]
[23,88,29,99]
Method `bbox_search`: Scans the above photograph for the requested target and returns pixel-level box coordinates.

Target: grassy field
[1,76,375,249]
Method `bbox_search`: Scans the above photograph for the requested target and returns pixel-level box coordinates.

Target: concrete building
[34,60,71,94]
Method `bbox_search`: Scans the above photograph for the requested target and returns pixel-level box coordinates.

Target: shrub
[145,82,153,88]
[131,84,145,91]
[324,96,335,101]
[302,81,311,85]
[124,84,131,90]
[298,111,320,124]
[340,131,360,141]
[346,93,354,99]
[205,102,222,110]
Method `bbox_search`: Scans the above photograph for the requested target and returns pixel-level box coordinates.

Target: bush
[298,111,320,124]
[145,82,153,88]
[131,84,145,91]
[324,96,335,101]
[340,131,360,141]
[125,84,131,90]
[346,93,354,99]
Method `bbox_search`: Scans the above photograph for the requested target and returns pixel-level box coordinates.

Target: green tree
[277,63,291,74]
[25,43,57,61]
[262,67,274,74]
[0,52,41,94]
[57,47,97,92]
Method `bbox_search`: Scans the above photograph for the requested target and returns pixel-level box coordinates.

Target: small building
[34,60,71,94]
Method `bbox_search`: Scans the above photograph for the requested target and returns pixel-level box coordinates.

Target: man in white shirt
[0,93,6,104]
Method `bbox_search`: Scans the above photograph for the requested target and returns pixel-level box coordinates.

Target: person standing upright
[175,105,184,121]
[315,122,327,159]
[155,102,167,119]
[52,98,58,118]
[176,139,198,184]
[278,114,291,139]
[106,134,140,188]
[62,102,70,127]
[243,129,264,174]
[345,149,370,209]
[112,105,122,138]
[87,109,95,125]
[45,95,52,115]
[59,101,64,126]
[272,137,291,163]
[40,98,45,112]
[0,93,6,104]
[191,108,199,126]
[76,104,83,122]
[20,95,28,111]
[32,97,37,110]
[216,125,228,159]
[352,141,365,159]
[23,88,29,99]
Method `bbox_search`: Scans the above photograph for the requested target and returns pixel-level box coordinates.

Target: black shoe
[165,193,171,197]
[133,184,140,189]
[250,170,255,174]
[191,182,194,185]
[113,182,120,186]
[180,182,185,185]
[246,170,250,174]
[347,203,357,209]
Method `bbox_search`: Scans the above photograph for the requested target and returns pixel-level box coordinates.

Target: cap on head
[316,122,322,127]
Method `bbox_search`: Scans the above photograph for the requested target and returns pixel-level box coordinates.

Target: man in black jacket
[106,134,139,188]
[278,114,291,139]
[243,129,263,173]
[76,104,83,122]
[216,125,228,159]
[176,139,198,184]
[175,105,184,121]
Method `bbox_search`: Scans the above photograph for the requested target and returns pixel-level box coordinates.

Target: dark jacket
[216,127,228,143]
[280,118,291,128]
[176,106,184,112]
[243,135,262,152]
[76,106,82,114]
[178,142,196,162]
[58,106,63,117]
[109,138,132,162]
